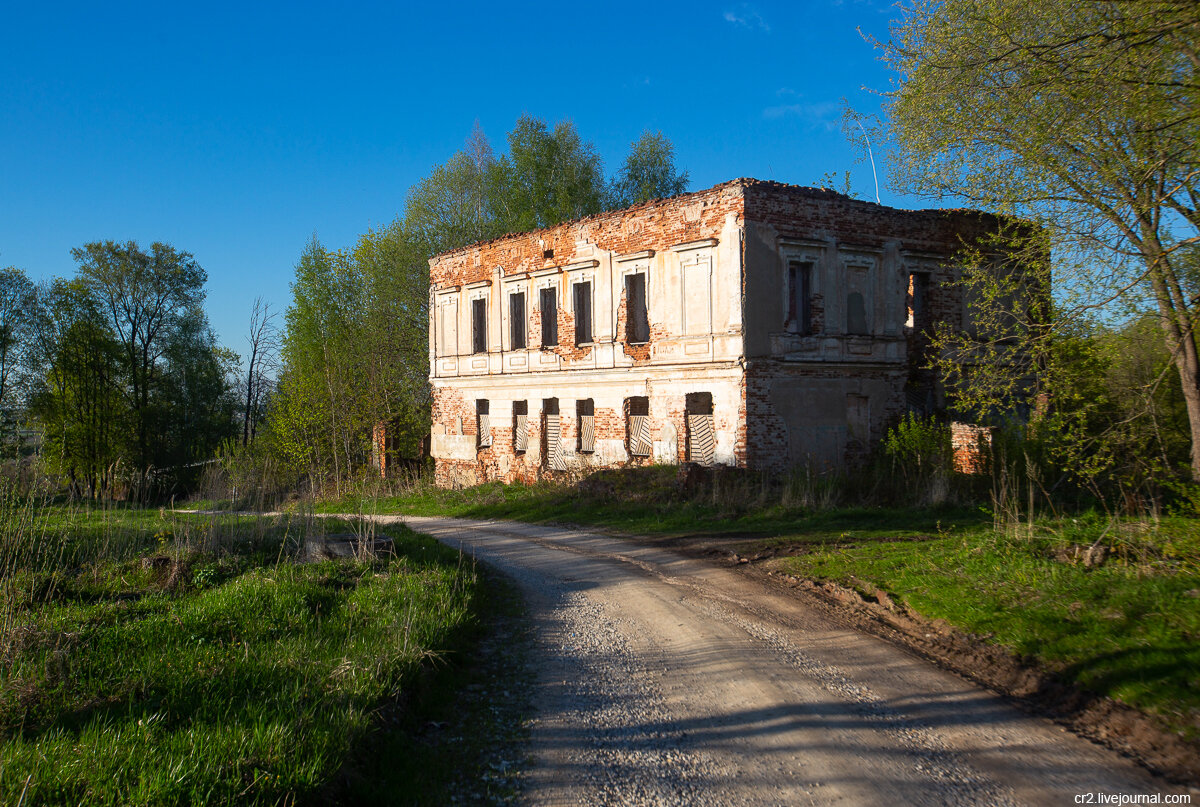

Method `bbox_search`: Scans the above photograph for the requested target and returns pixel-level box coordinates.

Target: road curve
[381,515,1185,806]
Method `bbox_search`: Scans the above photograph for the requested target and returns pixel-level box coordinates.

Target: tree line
[0,242,239,498]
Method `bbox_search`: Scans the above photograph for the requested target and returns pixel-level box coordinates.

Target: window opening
[625,273,649,344]
[685,392,715,464]
[577,399,595,453]
[846,292,868,335]
[906,272,928,331]
[574,281,592,345]
[513,400,528,453]
[626,396,651,457]
[471,298,487,354]
[540,287,558,348]
[510,292,526,349]
[787,261,813,335]
[476,399,492,449]
[543,398,565,470]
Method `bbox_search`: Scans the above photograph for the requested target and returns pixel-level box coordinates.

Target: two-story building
[427,178,1004,488]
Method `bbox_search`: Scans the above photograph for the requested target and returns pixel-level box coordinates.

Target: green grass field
[0,504,527,805]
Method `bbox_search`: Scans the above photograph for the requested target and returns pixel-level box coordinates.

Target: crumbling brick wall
[429,179,1020,487]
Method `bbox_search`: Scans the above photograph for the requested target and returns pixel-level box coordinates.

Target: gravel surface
[370,515,1187,806]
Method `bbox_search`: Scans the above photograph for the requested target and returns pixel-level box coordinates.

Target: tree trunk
[1145,243,1200,481]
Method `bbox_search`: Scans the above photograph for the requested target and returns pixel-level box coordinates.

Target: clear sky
[1,0,904,357]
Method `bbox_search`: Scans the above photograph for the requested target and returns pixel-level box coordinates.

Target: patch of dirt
[612,529,1200,786]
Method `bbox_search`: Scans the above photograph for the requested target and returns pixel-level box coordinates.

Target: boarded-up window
[626,396,651,456]
[787,261,812,335]
[625,274,649,344]
[846,292,868,335]
[510,292,526,349]
[513,400,528,453]
[574,282,592,345]
[543,398,565,470]
[685,392,715,465]
[476,399,492,449]
[439,296,458,357]
[540,287,558,348]
[472,298,487,353]
[577,399,595,453]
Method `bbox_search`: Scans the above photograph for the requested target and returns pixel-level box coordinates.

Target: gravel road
[378,515,1188,806]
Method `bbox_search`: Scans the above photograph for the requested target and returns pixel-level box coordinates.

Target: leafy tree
[160,309,240,471]
[611,130,690,206]
[73,241,208,470]
[879,0,1200,476]
[493,114,607,232]
[28,280,125,497]
[0,266,35,439]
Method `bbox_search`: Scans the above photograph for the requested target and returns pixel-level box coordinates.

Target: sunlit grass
[0,499,509,806]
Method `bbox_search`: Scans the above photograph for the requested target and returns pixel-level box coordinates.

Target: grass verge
[0,503,529,805]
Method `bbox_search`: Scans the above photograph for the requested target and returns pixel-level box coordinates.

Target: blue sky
[1,0,902,356]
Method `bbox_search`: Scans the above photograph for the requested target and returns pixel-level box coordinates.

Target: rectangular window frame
[576,398,595,454]
[625,396,651,457]
[573,280,593,346]
[787,260,813,335]
[539,285,558,349]
[624,271,650,345]
[476,399,492,449]
[509,290,527,350]
[471,296,487,354]
[513,400,528,454]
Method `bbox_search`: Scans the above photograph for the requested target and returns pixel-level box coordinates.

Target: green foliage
[611,130,690,206]
[883,412,954,503]
[22,242,237,498]
[494,115,608,232]
[0,507,497,805]
[881,0,1200,476]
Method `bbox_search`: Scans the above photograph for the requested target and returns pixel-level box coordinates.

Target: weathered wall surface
[429,181,750,486]
[431,367,745,486]
[427,179,1012,486]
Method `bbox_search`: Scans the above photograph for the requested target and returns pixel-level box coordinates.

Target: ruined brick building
[428,178,1004,488]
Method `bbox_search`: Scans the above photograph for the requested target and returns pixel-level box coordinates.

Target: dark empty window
[685,392,713,415]
[787,261,812,335]
[510,292,526,349]
[574,282,592,345]
[472,298,487,354]
[625,273,649,344]
[540,287,558,348]
[846,292,868,335]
